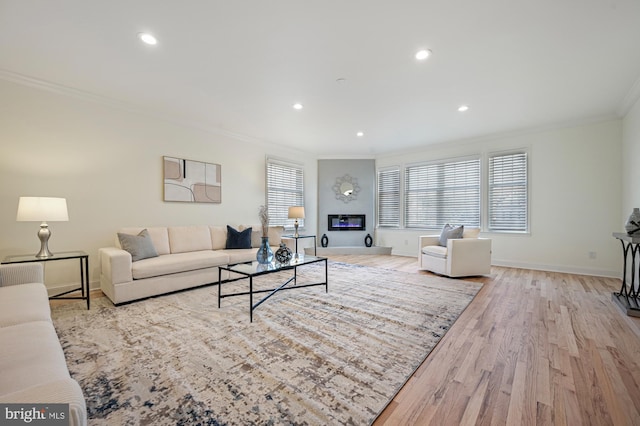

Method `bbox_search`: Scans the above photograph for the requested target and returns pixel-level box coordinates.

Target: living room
[2,1,640,425]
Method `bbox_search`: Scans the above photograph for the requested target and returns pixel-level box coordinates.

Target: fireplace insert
[328,214,365,231]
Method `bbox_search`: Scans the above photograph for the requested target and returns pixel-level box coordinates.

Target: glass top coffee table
[218,255,328,322]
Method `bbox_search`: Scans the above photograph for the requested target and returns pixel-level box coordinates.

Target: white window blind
[488,152,528,231]
[377,168,400,227]
[266,158,304,228]
[405,158,480,229]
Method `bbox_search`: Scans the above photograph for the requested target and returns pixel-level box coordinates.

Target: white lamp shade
[16,197,69,222]
[288,206,305,219]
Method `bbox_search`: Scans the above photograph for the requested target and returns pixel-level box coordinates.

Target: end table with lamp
[285,206,316,254]
[2,251,90,309]
[6,196,90,309]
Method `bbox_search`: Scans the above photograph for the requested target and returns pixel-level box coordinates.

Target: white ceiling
[1,0,640,156]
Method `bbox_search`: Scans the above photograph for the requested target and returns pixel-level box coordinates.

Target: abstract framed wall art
[163,156,222,203]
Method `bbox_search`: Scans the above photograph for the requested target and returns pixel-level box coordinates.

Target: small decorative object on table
[321,234,329,247]
[364,233,373,247]
[275,243,293,264]
[625,208,640,235]
[256,205,274,264]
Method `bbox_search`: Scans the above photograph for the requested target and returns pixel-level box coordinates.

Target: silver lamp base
[294,220,299,238]
[36,222,53,258]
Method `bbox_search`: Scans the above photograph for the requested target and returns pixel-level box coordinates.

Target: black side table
[282,234,317,255]
[2,250,90,309]
[612,233,640,317]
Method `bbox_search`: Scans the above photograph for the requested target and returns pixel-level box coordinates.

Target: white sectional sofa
[0,263,87,426]
[99,225,283,305]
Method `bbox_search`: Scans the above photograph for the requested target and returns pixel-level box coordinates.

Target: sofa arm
[99,247,133,285]
[447,238,492,275]
[419,235,441,252]
[0,263,44,287]
[0,378,87,426]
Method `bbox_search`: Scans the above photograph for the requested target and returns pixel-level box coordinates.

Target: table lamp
[288,206,305,238]
[16,196,69,258]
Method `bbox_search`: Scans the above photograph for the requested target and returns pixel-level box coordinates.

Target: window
[488,152,528,232]
[405,157,480,229]
[377,167,401,227]
[266,158,304,228]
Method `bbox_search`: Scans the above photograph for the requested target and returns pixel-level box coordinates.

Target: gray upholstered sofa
[0,263,87,426]
[99,225,283,304]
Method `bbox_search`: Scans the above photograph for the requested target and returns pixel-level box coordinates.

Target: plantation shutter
[405,158,480,229]
[266,158,304,228]
[377,168,400,227]
[488,152,528,231]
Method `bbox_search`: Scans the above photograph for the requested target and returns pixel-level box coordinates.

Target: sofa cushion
[131,251,229,280]
[117,227,170,255]
[118,229,159,262]
[241,225,284,248]
[422,245,448,259]
[0,263,43,287]
[0,283,51,327]
[210,226,228,250]
[220,248,258,265]
[0,321,71,396]
[226,226,252,249]
[438,224,464,247]
[463,227,480,238]
[168,226,213,253]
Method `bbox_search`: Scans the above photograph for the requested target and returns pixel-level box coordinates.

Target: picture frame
[163,156,222,203]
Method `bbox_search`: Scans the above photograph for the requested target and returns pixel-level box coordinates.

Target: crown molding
[0,68,286,150]
[617,73,640,117]
[374,113,620,160]
[317,154,376,160]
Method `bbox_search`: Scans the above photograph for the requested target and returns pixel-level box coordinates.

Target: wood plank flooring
[327,255,640,426]
[67,254,640,425]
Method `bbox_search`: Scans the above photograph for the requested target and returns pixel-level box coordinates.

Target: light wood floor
[326,254,640,426]
[72,255,640,425]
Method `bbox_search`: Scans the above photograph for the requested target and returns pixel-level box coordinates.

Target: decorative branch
[259,205,269,236]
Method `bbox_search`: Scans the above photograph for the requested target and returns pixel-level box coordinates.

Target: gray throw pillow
[438,224,464,247]
[117,229,159,262]
[225,226,252,249]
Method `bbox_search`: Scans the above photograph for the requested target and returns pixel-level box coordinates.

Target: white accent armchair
[418,227,492,277]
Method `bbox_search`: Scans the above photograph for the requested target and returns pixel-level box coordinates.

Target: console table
[612,233,640,317]
[1,250,90,310]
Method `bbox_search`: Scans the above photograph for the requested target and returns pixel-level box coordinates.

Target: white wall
[0,80,318,290]
[376,120,623,277]
[1,77,630,289]
[622,96,640,218]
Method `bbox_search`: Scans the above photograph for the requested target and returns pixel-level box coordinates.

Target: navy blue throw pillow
[226,226,252,249]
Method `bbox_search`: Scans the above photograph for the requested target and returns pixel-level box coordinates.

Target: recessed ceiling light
[336,78,347,84]
[415,49,432,60]
[293,103,303,110]
[458,105,470,112]
[356,132,364,137]
[138,32,157,45]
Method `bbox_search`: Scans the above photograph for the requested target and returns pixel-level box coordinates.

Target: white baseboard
[352,253,621,279]
[308,246,393,255]
[46,281,98,297]
[491,259,621,279]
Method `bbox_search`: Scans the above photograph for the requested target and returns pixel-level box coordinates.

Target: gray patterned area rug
[51,261,482,425]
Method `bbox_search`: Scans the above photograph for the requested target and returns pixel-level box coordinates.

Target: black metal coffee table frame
[218,255,328,322]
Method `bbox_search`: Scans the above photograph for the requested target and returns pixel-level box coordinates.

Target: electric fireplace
[328,214,365,231]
